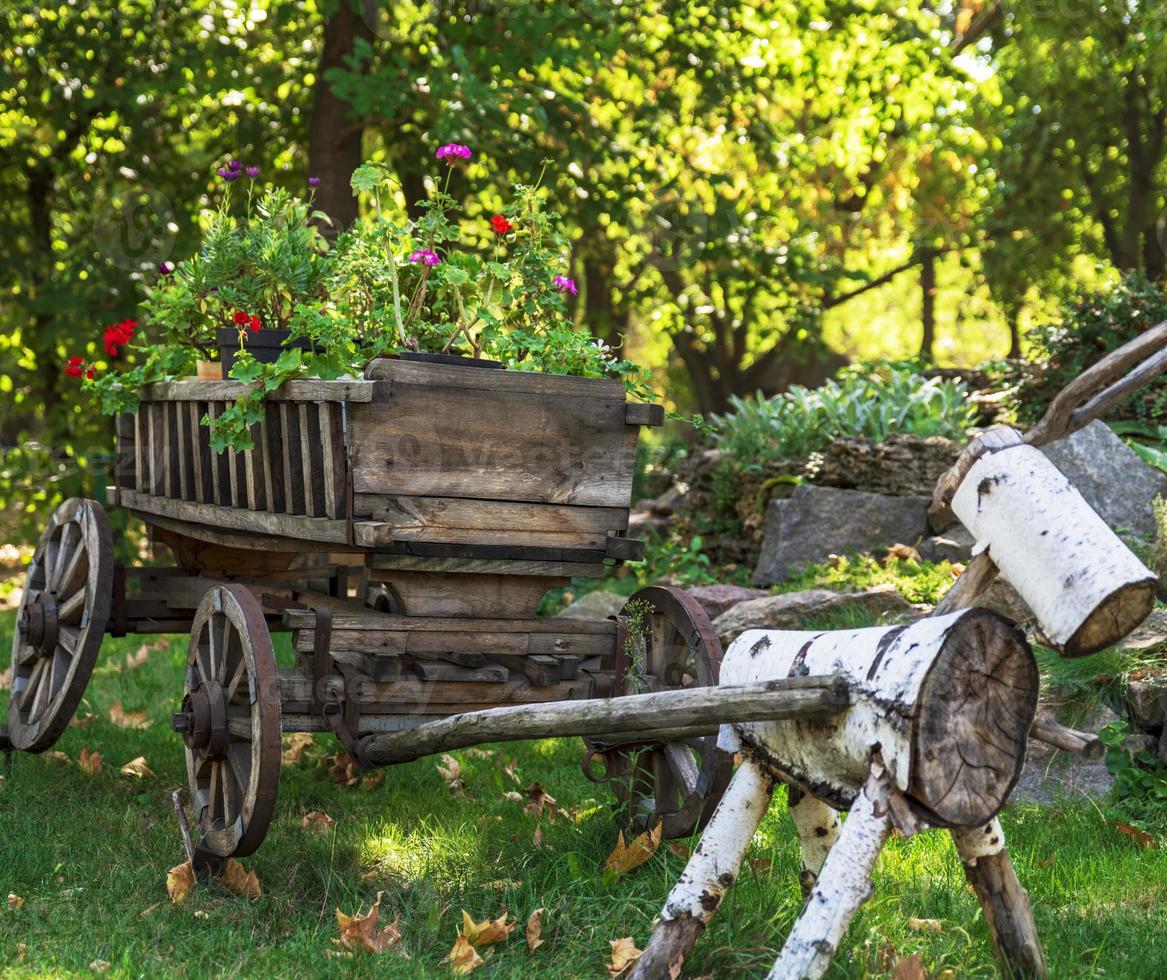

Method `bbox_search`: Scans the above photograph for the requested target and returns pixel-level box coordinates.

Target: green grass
[3,610,1167,978]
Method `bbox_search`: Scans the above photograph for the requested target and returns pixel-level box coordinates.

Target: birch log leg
[787,785,840,897]
[951,819,1047,978]
[629,760,775,980]
[768,766,893,980]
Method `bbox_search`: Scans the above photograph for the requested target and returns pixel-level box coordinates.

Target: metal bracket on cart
[309,606,372,768]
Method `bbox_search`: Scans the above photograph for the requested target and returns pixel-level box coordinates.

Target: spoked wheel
[172,585,280,866]
[8,498,113,752]
[589,586,733,840]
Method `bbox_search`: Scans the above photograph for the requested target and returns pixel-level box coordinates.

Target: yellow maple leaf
[526,907,544,952]
[606,937,642,976]
[302,810,336,832]
[335,892,402,954]
[216,859,261,900]
[78,747,103,775]
[166,861,196,905]
[604,821,662,875]
[460,909,514,947]
[443,934,484,975]
[109,702,150,729]
[7,893,25,910]
[119,756,155,779]
[281,732,315,764]
[907,917,942,934]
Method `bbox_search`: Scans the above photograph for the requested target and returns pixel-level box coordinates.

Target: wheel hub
[172,682,228,758]
[18,591,60,656]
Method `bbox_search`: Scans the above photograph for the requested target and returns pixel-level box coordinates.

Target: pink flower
[409,249,441,266]
[553,274,577,296]
[435,143,472,164]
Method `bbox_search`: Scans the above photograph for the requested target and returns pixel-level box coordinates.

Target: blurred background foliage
[2,0,1166,541]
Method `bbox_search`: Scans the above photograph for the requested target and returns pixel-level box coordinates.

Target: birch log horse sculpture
[633,322,1167,980]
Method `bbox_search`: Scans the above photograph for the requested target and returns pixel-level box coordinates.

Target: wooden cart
[6,356,773,866]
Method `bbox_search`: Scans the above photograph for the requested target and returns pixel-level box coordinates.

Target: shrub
[1011,272,1167,426]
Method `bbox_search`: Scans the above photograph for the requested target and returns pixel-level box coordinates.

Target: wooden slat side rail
[283,608,617,634]
[625,402,664,427]
[139,378,376,403]
[364,357,626,400]
[116,487,388,546]
[282,403,305,515]
[264,403,286,513]
[353,494,630,534]
[114,413,136,491]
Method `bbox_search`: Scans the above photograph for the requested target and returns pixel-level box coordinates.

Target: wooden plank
[299,402,324,517]
[118,487,370,545]
[365,553,606,578]
[364,357,626,400]
[174,400,191,501]
[412,661,509,683]
[187,403,205,503]
[347,386,637,507]
[263,403,285,513]
[625,402,664,426]
[283,402,306,514]
[290,630,612,659]
[490,654,562,686]
[139,378,376,403]
[146,402,161,495]
[133,409,145,493]
[226,443,241,509]
[353,494,629,535]
[244,418,266,511]
[605,536,645,562]
[283,608,616,635]
[320,403,345,519]
[114,413,136,491]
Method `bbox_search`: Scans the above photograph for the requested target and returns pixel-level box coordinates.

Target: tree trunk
[787,784,840,895]
[919,245,937,361]
[307,0,374,235]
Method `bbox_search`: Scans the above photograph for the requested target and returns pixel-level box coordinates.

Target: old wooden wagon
[7,355,850,866]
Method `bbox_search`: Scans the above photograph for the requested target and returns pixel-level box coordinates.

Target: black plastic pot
[216,328,313,379]
[396,350,502,369]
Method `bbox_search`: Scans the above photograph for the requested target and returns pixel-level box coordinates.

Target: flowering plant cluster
[85,144,650,452]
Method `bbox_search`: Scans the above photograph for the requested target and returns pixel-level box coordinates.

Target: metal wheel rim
[8,498,112,752]
[606,586,733,839]
[181,584,281,860]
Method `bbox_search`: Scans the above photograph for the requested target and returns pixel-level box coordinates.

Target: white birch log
[628,759,775,980]
[768,765,894,980]
[950,443,1155,657]
[787,785,841,894]
[718,608,1038,827]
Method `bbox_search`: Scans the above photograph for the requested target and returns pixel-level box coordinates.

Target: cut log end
[911,609,1039,827]
[1060,578,1156,659]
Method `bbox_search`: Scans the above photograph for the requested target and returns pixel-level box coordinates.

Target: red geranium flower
[233,310,249,325]
[86,367,97,379]
[64,355,85,379]
[490,214,513,235]
[249,315,261,333]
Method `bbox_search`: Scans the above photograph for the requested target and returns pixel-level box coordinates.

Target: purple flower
[228,160,244,171]
[435,143,472,164]
[159,261,175,275]
[217,167,240,182]
[553,274,577,296]
[409,249,441,266]
[308,176,321,188]
[245,165,261,178]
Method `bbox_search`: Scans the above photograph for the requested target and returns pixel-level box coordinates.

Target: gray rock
[917,525,976,564]
[686,584,770,621]
[1010,704,1120,806]
[753,485,931,586]
[555,590,627,621]
[1041,420,1167,539]
[711,586,912,648]
[1113,607,1167,655]
[1127,677,1167,731]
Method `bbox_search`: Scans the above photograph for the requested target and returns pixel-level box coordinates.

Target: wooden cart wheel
[173,584,281,864]
[8,498,113,752]
[594,586,733,840]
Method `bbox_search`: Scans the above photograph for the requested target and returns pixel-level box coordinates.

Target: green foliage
[1100,720,1167,836]
[711,365,975,467]
[1010,273,1167,426]
[775,553,957,607]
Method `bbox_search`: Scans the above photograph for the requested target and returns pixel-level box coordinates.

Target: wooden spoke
[598,587,733,839]
[7,500,112,753]
[180,584,280,863]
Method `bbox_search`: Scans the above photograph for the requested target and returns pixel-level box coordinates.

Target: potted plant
[79,143,661,454]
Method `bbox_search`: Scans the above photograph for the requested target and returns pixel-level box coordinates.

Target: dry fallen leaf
[16,942,28,963]
[217,859,261,899]
[884,543,922,564]
[523,782,557,820]
[894,953,928,980]
[532,825,545,850]
[167,861,196,905]
[444,934,484,975]
[78,747,103,775]
[7,893,25,910]
[327,751,361,788]
[907,917,942,934]
[483,880,521,891]
[361,772,385,790]
[282,732,315,764]
[604,822,663,875]
[607,937,642,976]
[503,790,524,803]
[497,756,522,786]
[44,751,71,766]
[748,857,774,875]
[437,754,463,794]
[335,891,402,954]
[70,711,95,728]
[526,908,544,952]
[89,959,111,973]
[125,644,151,670]
[460,909,514,947]
[465,747,495,760]
[1115,822,1156,849]
[119,756,155,779]
[0,666,11,691]
[109,702,150,729]
[667,842,691,860]
[302,810,337,832]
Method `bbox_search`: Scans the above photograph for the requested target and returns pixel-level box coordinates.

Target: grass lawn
[3,607,1167,978]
